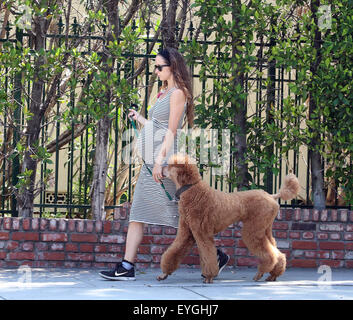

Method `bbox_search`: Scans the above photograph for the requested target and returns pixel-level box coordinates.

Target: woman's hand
[128,109,146,125]
[152,163,164,183]
[128,109,140,121]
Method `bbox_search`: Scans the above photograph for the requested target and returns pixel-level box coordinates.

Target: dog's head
[162,154,201,187]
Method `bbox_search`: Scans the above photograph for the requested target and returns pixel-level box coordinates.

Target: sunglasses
[154,64,170,72]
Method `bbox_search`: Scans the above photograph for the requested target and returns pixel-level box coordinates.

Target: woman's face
[154,55,172,82]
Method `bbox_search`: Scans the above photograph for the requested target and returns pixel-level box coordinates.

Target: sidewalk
[0,267,353,300]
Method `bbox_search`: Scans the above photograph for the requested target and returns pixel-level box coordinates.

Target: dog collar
[174,184,195,201]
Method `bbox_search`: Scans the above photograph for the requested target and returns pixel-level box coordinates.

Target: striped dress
[129,87,186,228]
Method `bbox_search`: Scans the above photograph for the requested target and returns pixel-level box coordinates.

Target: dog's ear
[168,154,200,186]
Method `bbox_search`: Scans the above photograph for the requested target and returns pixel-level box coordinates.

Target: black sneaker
[217,249,230,275]
[99,261,136,281]
[202,249,230,279]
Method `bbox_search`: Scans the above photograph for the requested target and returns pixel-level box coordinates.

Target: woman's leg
[123,221,145,263]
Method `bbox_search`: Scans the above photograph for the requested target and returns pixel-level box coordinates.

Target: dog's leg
[192,231,218,284]
[157,217,195,281]
[242,223,278,281]
[266,251,286,281]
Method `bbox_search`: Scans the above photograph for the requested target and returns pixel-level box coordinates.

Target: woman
[99,47,229,280]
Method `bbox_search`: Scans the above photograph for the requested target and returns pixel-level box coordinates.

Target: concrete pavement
[0,267,353,300]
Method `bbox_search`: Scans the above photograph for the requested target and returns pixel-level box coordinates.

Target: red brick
[94,245,108,253]
[49,219,57,231]
[32,218,39,230]
[0,232,10,240]
[77,220,85,232]
[40,219,48,230]
[273,222,289,230]
[9,252,35,260]
[317,232,328,240]
[103,221,112,234]
[345,233,353,241]
[291,259,317,268]
[86,221,94,232]
[50,243,64,251]
[289,232,300,239]
[275,231,288,238]
[41,233,68,242]
[38,252,65,261]
[182,256,200,265]
[319,260,343,268]
[303,232,314,239]
[71,233,98,243]
[80,244,94,252]
[67,253,94,261]
[236,257,259,267]
[164,227,177,235]
[345,261,353,268]
[215,238,235,246]
[12,232,39,241]
[319,242,344,250]
[346,211,352,222]
[100,234,125,244]
[95,253,120,263]
[12,218,20,230]
[3,217,11,230]
[22,218,31,230]
[68,220,76,232]
[151,246,165,254]
[6,241,19,250]
[319,223,344,232]
[332,251,345,259]
[66,243,79,252]
[292,241,317,250]
[152,236,174,245]
[345,243,353,250]
[58,219,67,232]
[22,242,34,251]
[0,252,7,259]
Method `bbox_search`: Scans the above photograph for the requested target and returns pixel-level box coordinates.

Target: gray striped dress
[129,87,186,228]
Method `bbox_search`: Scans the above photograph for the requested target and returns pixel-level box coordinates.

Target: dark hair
[157,47,194,128]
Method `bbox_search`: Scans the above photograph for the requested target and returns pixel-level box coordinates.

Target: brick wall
[1,205,353,269]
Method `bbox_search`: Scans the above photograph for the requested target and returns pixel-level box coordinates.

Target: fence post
[11,27,23,217]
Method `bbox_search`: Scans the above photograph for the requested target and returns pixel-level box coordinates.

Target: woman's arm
[152,89,186,182]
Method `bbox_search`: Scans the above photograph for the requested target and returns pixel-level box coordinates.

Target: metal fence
[0,17,349,218]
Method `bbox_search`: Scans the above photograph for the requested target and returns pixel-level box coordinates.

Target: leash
[128,112,174,202]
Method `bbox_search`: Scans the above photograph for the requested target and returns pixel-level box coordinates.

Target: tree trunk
[90,0,118,220]
[231,0,249,190]
[309,0,326,209]
[91,115,111,220]
[17,16,50,217]
[161,0,178,48]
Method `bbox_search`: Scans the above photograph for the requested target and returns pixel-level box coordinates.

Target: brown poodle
[157,154,300,283]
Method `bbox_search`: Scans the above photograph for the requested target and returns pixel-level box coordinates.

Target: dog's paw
[157,273,169,281]
[203,277,214,284]
[265,274,277,281]
[253,272,264,281]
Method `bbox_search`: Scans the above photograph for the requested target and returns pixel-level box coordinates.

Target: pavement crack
[181,286,211,300]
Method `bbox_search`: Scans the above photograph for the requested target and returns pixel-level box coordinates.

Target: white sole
[99,273,136,281]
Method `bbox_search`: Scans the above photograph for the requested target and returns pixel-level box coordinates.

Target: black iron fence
[0,17,349,218]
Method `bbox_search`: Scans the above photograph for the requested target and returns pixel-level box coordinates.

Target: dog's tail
[272,174,300,201]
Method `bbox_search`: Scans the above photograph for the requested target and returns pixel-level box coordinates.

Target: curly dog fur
[157,154,300,283]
